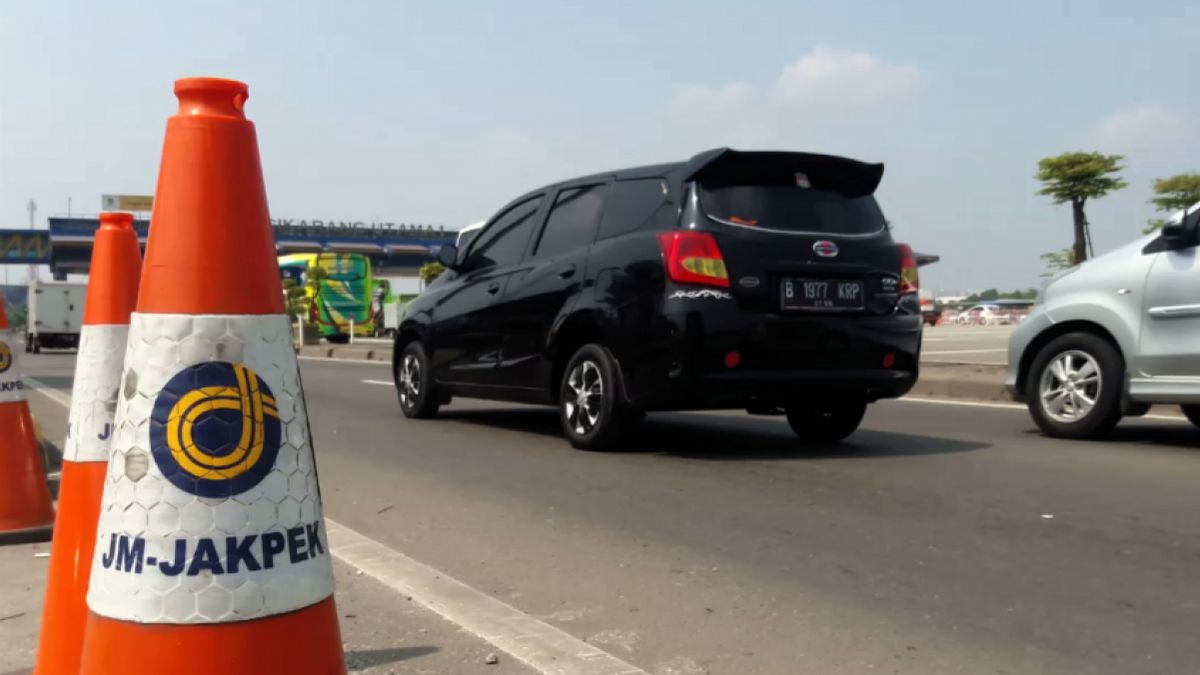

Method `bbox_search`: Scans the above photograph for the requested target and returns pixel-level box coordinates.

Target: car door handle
[557,264,576,279]
[486,282,501,295]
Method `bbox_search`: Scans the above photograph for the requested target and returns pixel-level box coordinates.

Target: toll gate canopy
[2,217,453,278]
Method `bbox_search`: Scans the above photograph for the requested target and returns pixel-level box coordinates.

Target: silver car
[1007,205,1200,437]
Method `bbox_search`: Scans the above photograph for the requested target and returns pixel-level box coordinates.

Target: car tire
[559,344,633,451]
[1182,405,1200,430]
[396,341,440,419]
[785,399,867,444]
[1025,332,1123,439]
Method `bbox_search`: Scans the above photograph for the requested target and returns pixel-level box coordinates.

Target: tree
[281,266,327,321]
[1036,152,1127,264]
[1040,248,1076,277]
[418,262,445,286]
[1143,218,1168,235]
[1143,172,1200,234]
[963,288,1039,302]
[305,264,328,298]
[281,279,309,320]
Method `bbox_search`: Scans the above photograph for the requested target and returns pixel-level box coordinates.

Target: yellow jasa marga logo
[150,362,282,498]
[0,339,12,374]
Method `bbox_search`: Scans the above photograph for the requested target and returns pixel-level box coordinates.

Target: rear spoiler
[682,148,884,197]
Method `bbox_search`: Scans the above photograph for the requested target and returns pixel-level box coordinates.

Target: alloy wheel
[565,360,604,435]
[1038,349,1101,423]
[398,353,422,409]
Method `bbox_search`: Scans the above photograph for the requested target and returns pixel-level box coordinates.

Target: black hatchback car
[394,148,923,449]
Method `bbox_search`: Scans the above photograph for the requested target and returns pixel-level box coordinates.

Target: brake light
[898,243,919,295]
[657,231,730,288]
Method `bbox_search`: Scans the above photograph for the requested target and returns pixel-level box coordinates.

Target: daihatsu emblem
[813,240,839,258]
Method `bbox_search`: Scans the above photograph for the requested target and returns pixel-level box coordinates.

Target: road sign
[100,195,154,212]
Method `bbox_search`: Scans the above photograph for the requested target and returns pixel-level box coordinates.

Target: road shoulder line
[899,396,1185,421]
[26,372,645,675]
[298,355,390,366]
[325,519,649,675]
[24,376,72,407]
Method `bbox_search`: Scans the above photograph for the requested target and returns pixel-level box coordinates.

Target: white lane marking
[921,357,1007,365]
[326,519,649,675]
[921,336,1008,341]
[362,379,392,386]
[899,397,1024,411]
[923,329,1010,334]
[298,355,390,366]
[24,376,72,408]
[30,369,647,674]
[898,396,1186,421]
[922,348,1009,355]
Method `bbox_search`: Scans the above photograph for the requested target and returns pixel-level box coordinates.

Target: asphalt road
[21,351,1200,675]
[919,324,1013,365]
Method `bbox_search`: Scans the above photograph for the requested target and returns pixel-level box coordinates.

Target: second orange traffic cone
[78,77,345,674]
[0,293,55,543]
[34,212,141,675]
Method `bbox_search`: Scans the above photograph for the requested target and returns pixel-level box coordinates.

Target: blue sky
[1,0,1197,291]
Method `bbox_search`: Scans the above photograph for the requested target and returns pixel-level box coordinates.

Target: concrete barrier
[910,364,1012,402]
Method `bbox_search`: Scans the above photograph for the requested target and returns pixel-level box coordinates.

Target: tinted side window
[468,197,543,268]
[597,179,667,240]
[534,184,606,258]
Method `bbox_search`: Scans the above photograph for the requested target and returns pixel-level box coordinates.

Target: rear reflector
[658,231,730,288]
[882,352,896,369]
[724,351,741,368]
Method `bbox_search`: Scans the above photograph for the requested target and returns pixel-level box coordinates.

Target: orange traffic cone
[0,293,55,543]
[78,77,345,674]
[34,212,142,675]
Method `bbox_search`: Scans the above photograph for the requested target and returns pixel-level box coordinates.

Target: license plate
[780,278,864,311]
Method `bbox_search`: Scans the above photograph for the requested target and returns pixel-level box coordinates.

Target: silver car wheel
[565,360,603,435]
[398,353,422,409]
[1038,349,1101,423]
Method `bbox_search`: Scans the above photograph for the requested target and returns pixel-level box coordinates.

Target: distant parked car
[956,304,1001,325]
[1007,204,1200,437]
[394,148,925,449]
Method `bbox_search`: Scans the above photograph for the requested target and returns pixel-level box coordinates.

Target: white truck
[374,275,423,338]
[26,280,86,352]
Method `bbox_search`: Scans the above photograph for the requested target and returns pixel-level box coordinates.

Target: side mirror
[436,243,460,269]
[1161,211,1198,250]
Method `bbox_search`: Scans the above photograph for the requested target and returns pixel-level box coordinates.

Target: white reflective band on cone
[87,314,334,624]
[0,329,27,403]
[64,324,129,463]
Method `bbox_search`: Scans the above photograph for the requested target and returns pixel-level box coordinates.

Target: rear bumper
[646,368,918,410]
[620,304,922,410]
[28,332,80,347]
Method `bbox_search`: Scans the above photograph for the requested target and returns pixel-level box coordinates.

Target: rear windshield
[317,254,367,280]
[699,184,887,235]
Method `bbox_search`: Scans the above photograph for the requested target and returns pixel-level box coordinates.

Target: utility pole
[26,199,37,284]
